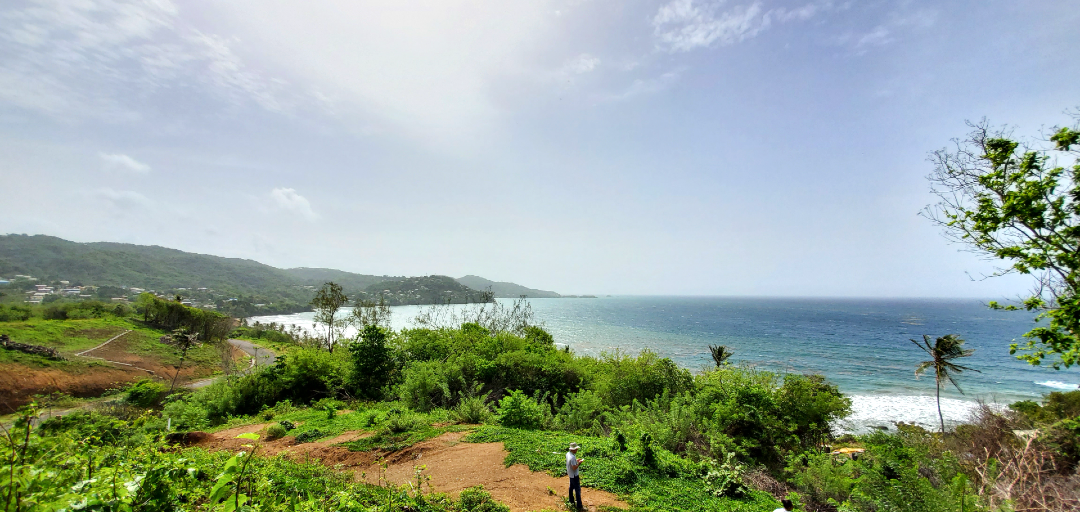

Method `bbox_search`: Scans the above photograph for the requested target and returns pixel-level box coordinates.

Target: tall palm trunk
[936,378,944,435]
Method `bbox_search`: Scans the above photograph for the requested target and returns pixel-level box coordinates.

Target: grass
[465,426,781,512]
[206,402,472,452]
[0,317,221,369]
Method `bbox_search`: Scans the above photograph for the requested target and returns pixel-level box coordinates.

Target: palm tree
[911,334,980,434]
[708,344,734,367]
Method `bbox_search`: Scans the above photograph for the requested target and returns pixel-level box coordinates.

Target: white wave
[832,395,1000,435]
[1035,380,1079,390]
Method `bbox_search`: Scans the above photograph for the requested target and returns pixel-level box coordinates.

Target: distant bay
[251,296,1076,432]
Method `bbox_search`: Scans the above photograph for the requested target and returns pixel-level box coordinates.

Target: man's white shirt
[566,452,579,477]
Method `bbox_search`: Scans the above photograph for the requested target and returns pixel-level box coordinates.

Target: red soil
[182,426,627,512]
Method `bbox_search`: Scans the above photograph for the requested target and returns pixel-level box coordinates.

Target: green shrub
[295,429,326,443]
[457,485,509,512]
[279,420,296,431]
[348,325,397,400]
[453,395,492,424]
[266,423,287,440]
[0,304,32,322]
[359,410,381,428]
[555,390,607,433]
[612,429,628,452]
[124,379,168,408]
[496,390,548,430]
[786,451,855,505]
[42,305,68,320]
[399,360,458,412]
[590,349,693,408]
[702,453,747,498]
[162,398,208,431]
[639,432,658,469]
[386,412,427,434]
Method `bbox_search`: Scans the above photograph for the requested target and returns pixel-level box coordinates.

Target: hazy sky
[1,0,1077,296]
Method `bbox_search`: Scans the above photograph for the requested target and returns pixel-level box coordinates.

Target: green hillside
[0,234,298,295]
[0,235,544,310]
[455,275,561,298]
[364,275,492,305]
[283,267,399,296]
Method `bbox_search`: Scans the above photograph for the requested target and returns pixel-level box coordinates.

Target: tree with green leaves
[910,334,980,434]
[349,296,392,331]
[311,282,348,352]
[925,114,1080,369]
[348,324,395,400]
[708,344,733,367]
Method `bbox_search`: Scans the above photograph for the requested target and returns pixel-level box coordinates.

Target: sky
[0,0,1077,297]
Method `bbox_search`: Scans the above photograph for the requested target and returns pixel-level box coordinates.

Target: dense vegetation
[0,235,547,312]
[5,306,1079,510]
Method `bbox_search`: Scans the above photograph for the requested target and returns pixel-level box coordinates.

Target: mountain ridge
[455,275,561,298]
[0,234,559,307]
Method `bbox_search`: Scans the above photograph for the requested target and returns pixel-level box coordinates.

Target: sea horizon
[251,295,1074,433]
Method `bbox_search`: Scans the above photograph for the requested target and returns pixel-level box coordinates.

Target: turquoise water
[252,296,1077,432]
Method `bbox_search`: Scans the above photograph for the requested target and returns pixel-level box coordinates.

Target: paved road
[188,339,276,389]
[227,338,277,368]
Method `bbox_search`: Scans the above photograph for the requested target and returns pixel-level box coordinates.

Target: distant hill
[365,275,492,305]
[0,234,557,310]
[455,275,561,298]
[283,267,400,296]
[0,234,298,295]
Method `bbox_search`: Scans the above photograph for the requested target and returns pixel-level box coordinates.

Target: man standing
[566,442,584,511]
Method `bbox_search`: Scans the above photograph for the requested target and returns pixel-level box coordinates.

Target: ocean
[250,296,1077,433]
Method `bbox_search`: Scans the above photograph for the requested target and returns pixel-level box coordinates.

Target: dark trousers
[569,476,582,510]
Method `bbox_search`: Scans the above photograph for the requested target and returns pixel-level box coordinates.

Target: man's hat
[569,442,580,451]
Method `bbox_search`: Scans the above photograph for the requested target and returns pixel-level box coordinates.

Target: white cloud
[600,70,683,102]
[90,187,153,211]
[269,188,318,221]
[653,1,769,53]
[99,152,150,173]
[0,0,299,120]
[195,0,560,150]
[840,7,937,54]
[652,1,834,53]
[563,54,601,75]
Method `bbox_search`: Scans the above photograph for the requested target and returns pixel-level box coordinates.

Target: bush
[348,325,397,400]
[124,379,168,408]
[385,412,427,433]
[639,432,658,469]
[786,451,855,505]
[496,390,548,430]
[399,360,465,412]
[0,304,32,322]
[702,453,747,498]
[42,305,68,320]
[266,423,287,440]
[453,395,492,424]
[162,398,208,431]
[457,486,510,512]
[295,429,326,443]
[555,389,607,434]
[590,349,693,408]
[279,420,296,431]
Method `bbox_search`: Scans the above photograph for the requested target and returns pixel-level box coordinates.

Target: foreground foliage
[926,115,1080,369]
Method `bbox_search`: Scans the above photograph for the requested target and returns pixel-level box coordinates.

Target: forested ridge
[0,235,553,307]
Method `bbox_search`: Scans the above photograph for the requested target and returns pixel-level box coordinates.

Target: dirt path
[183,427,627,512]
[187,340,275,389]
